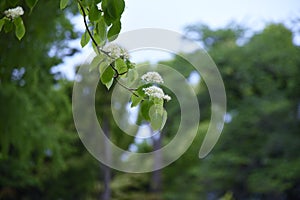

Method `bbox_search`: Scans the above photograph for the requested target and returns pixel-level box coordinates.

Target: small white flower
[103,44,130,60]
[143,86,171,101]
[163,95,171,101]
[97,2,102,10]
[4,6,24,20]
[141,72,164,84]
[143,86,164,99]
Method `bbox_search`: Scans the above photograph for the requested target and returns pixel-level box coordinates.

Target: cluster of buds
[4,6,24,20]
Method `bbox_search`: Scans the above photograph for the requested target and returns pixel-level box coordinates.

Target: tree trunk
[151,132,163,194]
[101,118,111,200]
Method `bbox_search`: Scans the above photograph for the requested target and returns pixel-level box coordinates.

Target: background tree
[159,22,300,199]
[0,1,101,199]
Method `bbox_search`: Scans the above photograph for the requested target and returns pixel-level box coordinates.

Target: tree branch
[77,0,99,48]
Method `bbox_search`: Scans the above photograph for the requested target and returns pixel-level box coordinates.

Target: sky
[55,0,300,79]
[122,0,299,32]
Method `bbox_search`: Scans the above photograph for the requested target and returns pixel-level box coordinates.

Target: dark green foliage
[0,1,100,199]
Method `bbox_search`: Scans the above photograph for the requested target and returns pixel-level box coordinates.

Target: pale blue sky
[122,0,299,32]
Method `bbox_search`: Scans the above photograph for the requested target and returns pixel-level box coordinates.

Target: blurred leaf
[131,94,143,107]
[140,100,154,121]
[89,54,104,71]
[80,29,90,47]
[88,4,101,22]
[4,20,13,33]
[108,20,121,41]
[0,18,5,32]
[102,0,125,22]
[115,58,127,74]
[149,105,166,131]
[14,17,25,40]
[96,17,107,46]
[25,0,39,11]
[99,59,111,74]
[127,68,138,85]
[60,0,68,10]
[106,0,125,20]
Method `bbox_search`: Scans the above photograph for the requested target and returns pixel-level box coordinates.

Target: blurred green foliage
[0,1,100,199]
[160,22,300,200]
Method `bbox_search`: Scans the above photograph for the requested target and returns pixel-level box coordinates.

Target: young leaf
[131,94,143,107]
[100,66,114,84]
[80,30,90,47]
[107,20,121,41]
[154,97,164,106]
[0,19,5,32]
[136,83,151,98]
[149,105,167,131]
[14,18,25,40]
[60,0,69,9]
[115,58,127,74]
[126,60,135,69]
[105,78,114,90]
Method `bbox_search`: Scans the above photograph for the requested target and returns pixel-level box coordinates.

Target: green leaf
[14,18,25,40]
[107,20,121,41]
[149,105,167,131]
[126,60,135,69]
[96,17,107,46]
[105,0,125,20]
[81,0,93,7]
[88,4,101,22]
[80,30,90,47]
[4,20,13,33]
[105,78,114,90]
[141,100,154,121]
[131,94,143,107]
[103,13,113,26]
[101,0,112,25]
[127,69,138,85]
[25,0,39,12]
[99,60,111,74]
[0,18,5,32]
[154,97,164,106]
[60,0,69,10]
[136,84,151,98]
[115,58,127,74]
[100,66,114,84]
[89,54,104,71]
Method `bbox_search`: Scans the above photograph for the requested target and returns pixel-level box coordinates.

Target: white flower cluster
[141,72,164,84]
[4,6,24,20]
[143,86,171,101]
[103,44,130,60]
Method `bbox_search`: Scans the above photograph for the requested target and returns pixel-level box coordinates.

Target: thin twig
[114,78,138,97]
[77,0,98,48]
